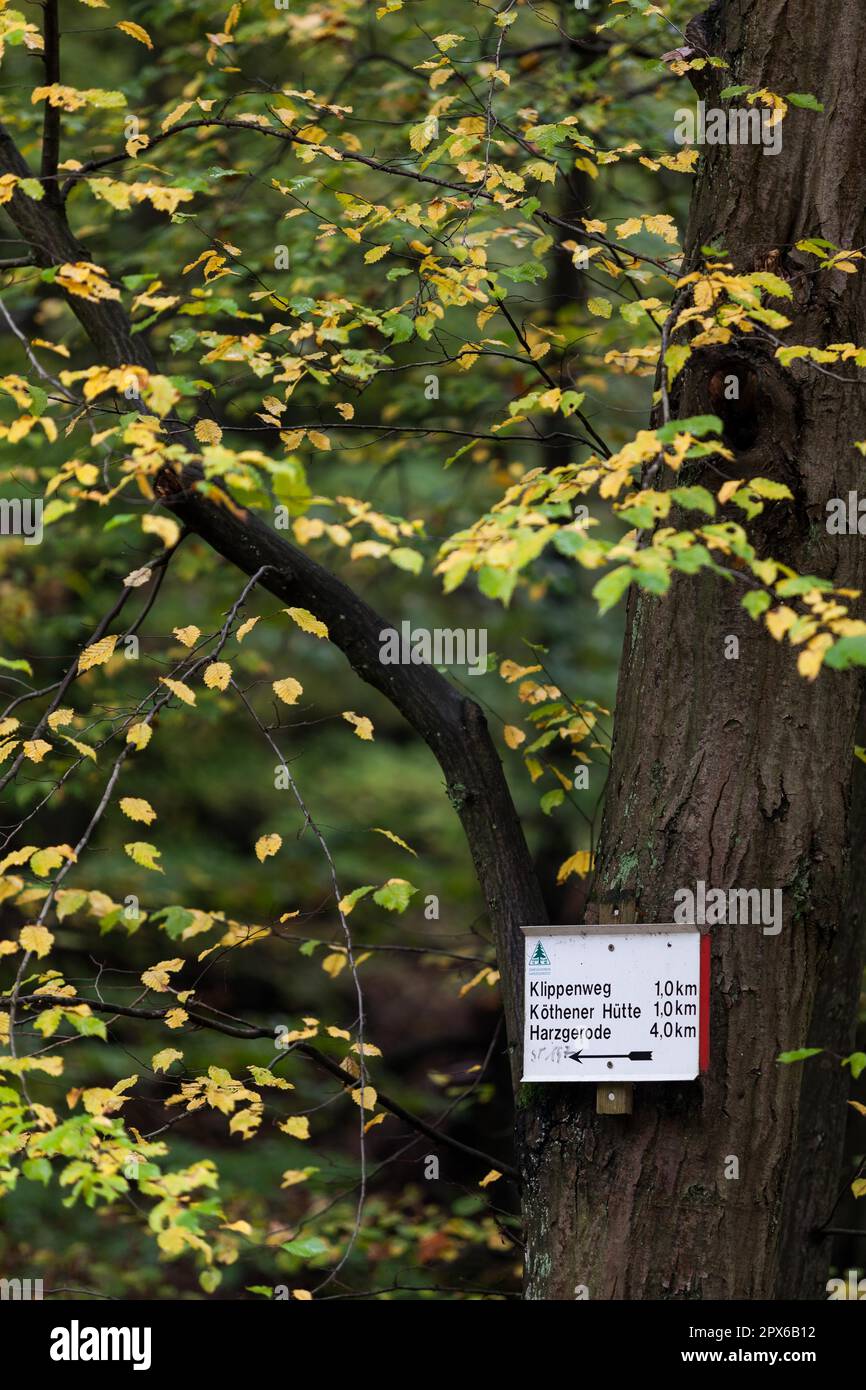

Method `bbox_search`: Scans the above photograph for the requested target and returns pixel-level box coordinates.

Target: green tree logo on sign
[530,942,551,968]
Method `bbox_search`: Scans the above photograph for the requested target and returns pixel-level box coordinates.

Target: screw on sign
[521,925,710,1113]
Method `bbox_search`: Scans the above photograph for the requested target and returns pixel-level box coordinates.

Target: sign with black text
[521,926,710,1083]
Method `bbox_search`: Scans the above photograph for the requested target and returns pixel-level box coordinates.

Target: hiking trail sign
[521,925,710,1083]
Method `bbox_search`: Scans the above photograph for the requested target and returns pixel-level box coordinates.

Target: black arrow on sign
[568,1050,653,1063]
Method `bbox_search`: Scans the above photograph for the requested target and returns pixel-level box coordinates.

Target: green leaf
[777,1048,823,1064]
[500,261,546,284]
[281,1235,328,1258]
[742,591,771,619]
[339,885,375,913]
[389,547,423,575]
[823,636,866,671]
[592,565,634,614]
[657,415,722,443]
[843,1052,866,1080]
[0,656,33,676]
[749,478,793,500]
[373,879,417,913]
[22,1158,52,1185]
[70,1014,108,1041]
[786,92,824,111]
[151,906,195,940]
[477,566,517,604]
[671,485,716,516]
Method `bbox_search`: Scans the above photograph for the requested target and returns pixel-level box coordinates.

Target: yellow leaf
[342,711,374,740]
[557,850,594,883]
[765,605,797,642]
[173,625,201,648]
[159,677,196,706]
[20,925,54,958]
[307,430,331,450]
[120,797,157,825]
[292,1289,313,1300]
[326,1025,351,1040]
[46,709,74,731]
[236,616,259,642]
[279,1115,310,1140]
[23,740,51,763]
[459,966,496,998]
[126,722,152,751]
[152,1048,183,1072]
[797,634,833,682]
[194,419,223,445]
[30,846,71,877]
[272,677,303,706]
[161,101,192,132]
[142,514,181,548]
[364,1112,386,1133]
[499,660,542,682]
[479,1169,502,1187]
[335,402,354,420]
[125,841,163,872]
[409,114,438,152]
[281,1168,317,1188]
[322,951,347,978]
[0,740,19,766]
[204,661,232,691]
[371,827,417,856]
[165,1008,188,1029]
[78,634,118,672]
[140,958,183,991]
[247,1066,293,1090]
[255,833,282,863]
[284,607,328,639]
[350,1085,377,1111]
[116,20,153,48]
[503,725,525,749]
[0,846,37,874]
[364,245,388,263]
[717,478,744,506]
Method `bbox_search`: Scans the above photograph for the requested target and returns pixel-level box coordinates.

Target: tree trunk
[520,0,866,1299]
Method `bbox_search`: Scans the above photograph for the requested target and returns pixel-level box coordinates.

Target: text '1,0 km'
[521,926,710,1083]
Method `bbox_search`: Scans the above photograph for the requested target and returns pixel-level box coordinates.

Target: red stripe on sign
[699,932,711,1073]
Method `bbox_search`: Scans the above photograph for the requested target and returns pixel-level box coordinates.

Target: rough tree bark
[520,0,866,1299]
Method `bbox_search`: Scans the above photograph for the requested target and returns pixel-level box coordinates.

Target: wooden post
[596,1082,633,1115]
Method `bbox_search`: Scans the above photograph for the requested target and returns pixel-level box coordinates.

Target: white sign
[521,926,708,1083]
